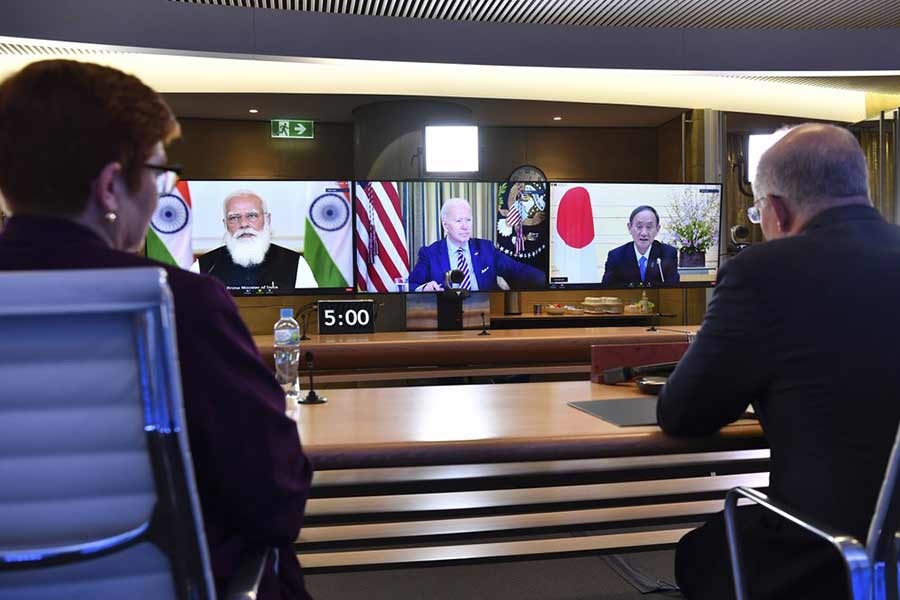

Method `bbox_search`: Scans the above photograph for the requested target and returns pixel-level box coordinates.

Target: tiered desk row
[252,327,769,571]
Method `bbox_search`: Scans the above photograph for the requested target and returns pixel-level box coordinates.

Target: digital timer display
[317,299,376,334]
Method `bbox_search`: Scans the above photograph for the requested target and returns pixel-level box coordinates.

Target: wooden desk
[295,381,767,570]
[489,312,654,329]
[256,326,698,384]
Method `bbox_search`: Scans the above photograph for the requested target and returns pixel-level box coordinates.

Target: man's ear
[92,161,124,214]
[768,195,793,232]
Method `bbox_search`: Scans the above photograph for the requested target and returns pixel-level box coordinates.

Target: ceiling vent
[168,0,900,30]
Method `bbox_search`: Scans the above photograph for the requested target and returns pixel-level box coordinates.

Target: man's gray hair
[440,197,471,222]
[223,190,268,217]
[753,123,869,208]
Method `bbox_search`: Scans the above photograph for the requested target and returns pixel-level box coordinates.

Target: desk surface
[297,380,762,469]
[257,325,698,370]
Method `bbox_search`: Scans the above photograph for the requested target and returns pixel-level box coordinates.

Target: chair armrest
[223,546,272,600]
[724,486,871,600]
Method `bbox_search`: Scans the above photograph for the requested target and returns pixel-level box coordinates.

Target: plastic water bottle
[273,307,301,406]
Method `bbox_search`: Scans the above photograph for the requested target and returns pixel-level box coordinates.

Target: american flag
[506,198,524,255]
[354,181,410,292]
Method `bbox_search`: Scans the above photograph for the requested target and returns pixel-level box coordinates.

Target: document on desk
[569,397,661,426]
[569,397,757,427]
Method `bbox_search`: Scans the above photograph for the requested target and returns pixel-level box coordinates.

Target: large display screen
[548,182,722,289]
[354,180,549,293]
[147,180,354,295]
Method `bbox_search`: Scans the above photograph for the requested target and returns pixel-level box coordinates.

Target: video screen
[147,180,354,295]
[548,183,722,289]
[354,180,549,293]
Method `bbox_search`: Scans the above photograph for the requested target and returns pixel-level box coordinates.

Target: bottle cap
[280,308,293,319]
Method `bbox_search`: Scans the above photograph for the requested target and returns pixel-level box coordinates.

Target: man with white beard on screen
[195,190,317,290]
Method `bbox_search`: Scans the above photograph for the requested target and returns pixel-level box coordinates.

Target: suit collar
[801,204,882,234]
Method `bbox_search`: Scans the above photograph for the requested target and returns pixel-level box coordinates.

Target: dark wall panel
[170,120,660,183]
[481,127,657,181]
[169,119,354,180]
[527,128,657,181]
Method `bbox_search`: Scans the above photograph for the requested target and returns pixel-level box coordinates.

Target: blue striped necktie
[639,255,647,282]
[456,247,472,290]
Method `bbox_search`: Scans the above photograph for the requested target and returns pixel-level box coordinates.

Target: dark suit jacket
[0,216,313,600]
[658,205,900,599]
[408,237,545,291]
[600,240,680,286]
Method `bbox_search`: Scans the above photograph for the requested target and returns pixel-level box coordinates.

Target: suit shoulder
[470,238,495,253]
[425,239,446,253]
[608,242,632,258]
[658,242,678,257]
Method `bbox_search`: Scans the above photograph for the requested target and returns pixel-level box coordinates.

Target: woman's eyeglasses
[145,163,183,196]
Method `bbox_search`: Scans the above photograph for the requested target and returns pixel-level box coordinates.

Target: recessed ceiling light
[248,108,259,114]
[552,116,562,121]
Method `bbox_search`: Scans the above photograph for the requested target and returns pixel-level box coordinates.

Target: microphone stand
[646,312,677,332]
[298,351,327,405]
[478,311,490,336]
[296,302,318,341]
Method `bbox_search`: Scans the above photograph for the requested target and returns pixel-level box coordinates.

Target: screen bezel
[148,178,356,297]
[546,180,724,291]
[353,178,552,294]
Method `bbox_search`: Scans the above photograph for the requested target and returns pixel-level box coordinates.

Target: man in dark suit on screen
[657,123,900,599]
[408,197,544,292]
[600,205,680,286]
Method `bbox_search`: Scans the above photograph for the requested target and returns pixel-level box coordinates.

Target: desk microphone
[298,351,327,405]
[601,361,679,385]
[656,258,664,282]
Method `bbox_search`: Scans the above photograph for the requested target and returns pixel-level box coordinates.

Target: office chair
[0,268,268,600]
[724,416,900,600]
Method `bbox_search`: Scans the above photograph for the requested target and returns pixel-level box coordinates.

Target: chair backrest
[0,268,214,600]
[866,416,900,599]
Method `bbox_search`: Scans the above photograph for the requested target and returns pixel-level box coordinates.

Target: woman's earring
[104,211,118,223]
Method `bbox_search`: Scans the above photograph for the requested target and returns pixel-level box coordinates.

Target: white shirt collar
[633,242,652,262]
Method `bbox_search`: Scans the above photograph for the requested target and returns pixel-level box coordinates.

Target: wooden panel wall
[480,127,658,181]
[169,119,355,180]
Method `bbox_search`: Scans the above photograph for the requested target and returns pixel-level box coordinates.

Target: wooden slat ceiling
[0,42,123,56]
[734,75,900,95]
[170,0,900,30]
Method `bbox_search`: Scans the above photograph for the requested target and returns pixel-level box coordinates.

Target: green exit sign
[271,119,314,139]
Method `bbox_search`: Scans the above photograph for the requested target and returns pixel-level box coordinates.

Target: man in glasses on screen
[197,190,317,291]
[408,197,545,292]
[600,205,680,286]
[657,123,900,599]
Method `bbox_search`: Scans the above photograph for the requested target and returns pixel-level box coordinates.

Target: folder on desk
[569,397,758,427]
[569,397,662,426]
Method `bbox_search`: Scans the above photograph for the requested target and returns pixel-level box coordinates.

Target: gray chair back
[866,417,900,600]
[0,268,214,600]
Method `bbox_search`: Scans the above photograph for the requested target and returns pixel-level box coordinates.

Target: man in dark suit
[658,123,900,599]
[601,205,680,286]
[0,60,312,599]
[408,197,545,291]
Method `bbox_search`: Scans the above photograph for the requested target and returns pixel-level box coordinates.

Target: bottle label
[274,328,299,345]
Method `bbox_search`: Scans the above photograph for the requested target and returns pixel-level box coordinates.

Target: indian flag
[147,181,193,269]
[303,182,353,288]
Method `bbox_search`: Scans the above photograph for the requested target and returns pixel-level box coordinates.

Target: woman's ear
[92,161,124,214]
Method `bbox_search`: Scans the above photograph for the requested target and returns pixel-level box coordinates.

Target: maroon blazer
[0,216,313,600]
